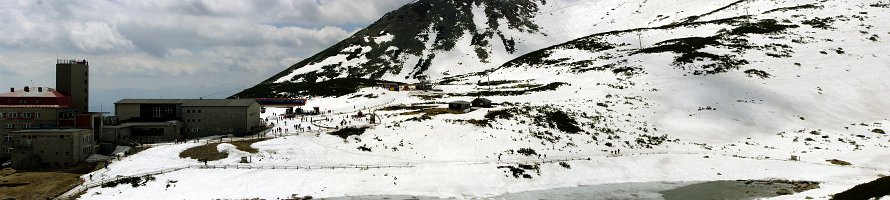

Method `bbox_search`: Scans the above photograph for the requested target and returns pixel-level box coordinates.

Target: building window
[8,112,16,118]
[133,128,165,137]
[22,113,32,118]
[4,124,13,129]
[152,107,162,118]
[4,148,9,153]
[0,112,4,118]
[4,135,11,142]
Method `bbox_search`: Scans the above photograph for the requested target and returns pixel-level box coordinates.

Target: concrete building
[9,129,95,168]
[110,99,262,143]
[1,87,74,159]
[1,59,102,163]
[55,59,90,113]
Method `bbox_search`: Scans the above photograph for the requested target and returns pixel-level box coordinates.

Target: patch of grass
[328,127,368,140]
[517,148,538,156]
[0,171,82,200]
[638,36,722,54]
[497,163,540,179]
[533,107,583,134]
[357,144,372,152]
[826,159,852,166]
[801,17,835,29]
[179,143,228,161]
[229,139,268,154]
[872,129,886,134]
[232,78,400,98]
[452,119,491,127]
[744,69,772,79]
[763,4,823,14]
[833,176,890,200]
[455,82,568,97]
[636,36,749,76]
[100,175,156,188]
[870,1,890,8]
[559,162,571,169]
[412,94,443,100]
[485,108,518,119]
[728,19,799,35]
[635,134,670,149]
[477,80,521,86]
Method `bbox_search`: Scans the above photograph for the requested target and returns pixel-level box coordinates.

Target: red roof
[0,105,66,108]
[0,87,71,108]
[0,87,66,98]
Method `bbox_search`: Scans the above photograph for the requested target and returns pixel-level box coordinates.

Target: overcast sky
[0,0,411,112]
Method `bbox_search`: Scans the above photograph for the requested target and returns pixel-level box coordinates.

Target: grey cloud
[68,22,134,51]
[0,0,412,108]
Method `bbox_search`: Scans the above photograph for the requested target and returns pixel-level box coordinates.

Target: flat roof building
[9,129,95,168]
[2,87,71,160]
[111,99,262,143]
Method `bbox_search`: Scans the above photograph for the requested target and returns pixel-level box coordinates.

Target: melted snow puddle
[325,180,800,200]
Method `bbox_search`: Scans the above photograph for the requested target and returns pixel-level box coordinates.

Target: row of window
[0,112,41,119]
[3,99,42,104]
[185,109,203,114]
[151,106,175,118]
[185,119,203,123]
[186,128,234,133]
[20,135,72,139]
[3,124,38,129]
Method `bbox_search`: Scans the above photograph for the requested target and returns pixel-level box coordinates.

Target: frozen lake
[326,180,800,200]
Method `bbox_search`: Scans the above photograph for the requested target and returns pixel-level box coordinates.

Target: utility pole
[637,32,643,50]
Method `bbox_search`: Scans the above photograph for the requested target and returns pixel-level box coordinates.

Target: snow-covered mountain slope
[446,0,890,143]
[82,0,890,199]
[239,0,797,96]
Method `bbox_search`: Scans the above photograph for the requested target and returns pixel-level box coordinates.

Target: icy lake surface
[326,180,795,200]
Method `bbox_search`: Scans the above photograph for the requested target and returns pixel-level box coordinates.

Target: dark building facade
[448,101,471,112]
[110,99,262,143]
[472,98,493,108]
[9,129,95,168]
[55,59,89,113]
